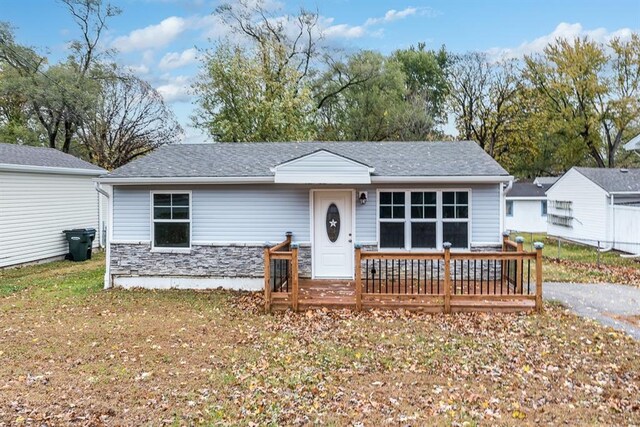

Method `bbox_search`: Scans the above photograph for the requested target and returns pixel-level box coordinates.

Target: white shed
[0,143,106,268]
[546,167,640,254]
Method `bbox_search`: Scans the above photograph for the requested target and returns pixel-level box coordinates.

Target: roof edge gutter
[96,175,514,185]
[0,163,105,176]
[370,175,513,184]
[94,176,275,185]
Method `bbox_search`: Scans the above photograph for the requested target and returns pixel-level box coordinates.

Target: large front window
[378,190,470,250]
[152,192,191,249]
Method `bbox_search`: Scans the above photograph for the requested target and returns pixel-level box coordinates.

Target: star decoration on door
[329,219,337,228]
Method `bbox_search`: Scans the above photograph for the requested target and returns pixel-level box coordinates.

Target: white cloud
[323,20,366,39]
[112,16,188,53]
[156,75,192,103]
[488,22,636,60]
[126,64,150,74]
[365,7,418,26]
[322,6,436,40]
[159,47,198,70]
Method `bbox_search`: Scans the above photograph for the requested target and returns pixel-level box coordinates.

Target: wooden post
[291,243,299,312]
[534,242,544,312]
[264,245,271,313]
[502,231,510,251]
[285,231,292,246]
[516,236,524,294]
[501,231,510,284]
[355,244,362,312]
[443,242,451,313]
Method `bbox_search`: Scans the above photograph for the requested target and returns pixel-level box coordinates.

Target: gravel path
[544,282,640,340]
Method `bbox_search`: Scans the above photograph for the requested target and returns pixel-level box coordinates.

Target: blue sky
[1,0,639,142]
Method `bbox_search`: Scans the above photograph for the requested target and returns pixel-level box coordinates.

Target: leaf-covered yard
[1,255,639,425]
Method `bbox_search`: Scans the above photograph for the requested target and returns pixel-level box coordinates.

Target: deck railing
[265,233,543,313]
[356,236,543,312]
[263,232,299,312]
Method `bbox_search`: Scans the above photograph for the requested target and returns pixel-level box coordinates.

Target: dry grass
[1,256,639,425]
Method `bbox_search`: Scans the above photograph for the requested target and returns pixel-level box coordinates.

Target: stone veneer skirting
[109,243,502,288]
[110,243,313,279]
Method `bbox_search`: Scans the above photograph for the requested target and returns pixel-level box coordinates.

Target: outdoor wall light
[359,191,368,205]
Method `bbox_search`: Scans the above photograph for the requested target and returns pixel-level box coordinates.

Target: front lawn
[1,257,639,425]
[516,233,640,286]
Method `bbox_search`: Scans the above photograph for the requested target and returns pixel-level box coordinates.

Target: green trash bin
[63,228,96,262]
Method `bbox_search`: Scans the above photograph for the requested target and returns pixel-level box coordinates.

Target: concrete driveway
[544,282,640,340]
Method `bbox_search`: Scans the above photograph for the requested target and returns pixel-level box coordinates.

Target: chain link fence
[505,232,640,269]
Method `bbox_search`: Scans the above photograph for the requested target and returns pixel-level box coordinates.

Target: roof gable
[273,150,374,184]
[624,133,640,151]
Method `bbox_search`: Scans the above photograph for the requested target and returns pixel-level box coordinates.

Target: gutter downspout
[501,180,513,234]
[95,182,112,289]
[598,193,615,253]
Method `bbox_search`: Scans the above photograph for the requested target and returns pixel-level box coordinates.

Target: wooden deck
[265,234,543,313]
[270,279,536,313]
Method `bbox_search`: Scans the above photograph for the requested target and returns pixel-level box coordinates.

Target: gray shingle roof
[507,182,551,198]
[574,167,640,193]
[532,176,558,186]
[0,143,104,172]
[104,141,509,178]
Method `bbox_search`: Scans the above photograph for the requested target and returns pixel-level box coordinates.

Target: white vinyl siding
[546,169,609,244]
[113,187,151,242]
[274,150,371,184]
[113,185,310,243]
[111,183,502,247]
[192,187,310,242]
[0,171,100,268]
[505,198,549,233]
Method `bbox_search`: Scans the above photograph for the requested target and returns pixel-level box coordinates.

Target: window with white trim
[152,193,191,248]
[379,191,405,248]
[506,200,514,217]
[378,190,470,250]
[442,191,469,249]
[410,191,437,248]
[540,200,547,216]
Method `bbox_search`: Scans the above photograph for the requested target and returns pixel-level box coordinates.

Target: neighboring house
[505,177,557,233]
[97,141,513,290]
[0,143,107,268]
[546,167,640,254]
[624,133,640,153]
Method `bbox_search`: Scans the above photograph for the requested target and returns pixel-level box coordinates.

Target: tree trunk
[62,119,74,153]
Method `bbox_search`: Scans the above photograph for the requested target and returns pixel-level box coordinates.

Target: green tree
[0,0,119,153]
[524,35,640,168]
[193,43,316,142]
[192,0,319,142]
[392,43,450,137]
[314,51,412,141]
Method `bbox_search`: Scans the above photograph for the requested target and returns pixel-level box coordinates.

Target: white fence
[613,205,640,254]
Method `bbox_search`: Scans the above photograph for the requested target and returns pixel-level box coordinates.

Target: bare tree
[448,52,520,158]
[215,0,320,87]
[78,74,183,170]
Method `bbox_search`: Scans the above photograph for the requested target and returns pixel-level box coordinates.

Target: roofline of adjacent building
[95,174,513,185]
[505,196,547,200]
[0,163,106,176]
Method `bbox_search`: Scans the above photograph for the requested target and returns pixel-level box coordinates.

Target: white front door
[313,190,353,278]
